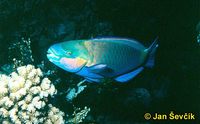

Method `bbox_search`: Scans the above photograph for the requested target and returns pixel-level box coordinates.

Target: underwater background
[0,0,200,123]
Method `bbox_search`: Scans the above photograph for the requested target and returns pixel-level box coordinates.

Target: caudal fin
[145,37,159,68]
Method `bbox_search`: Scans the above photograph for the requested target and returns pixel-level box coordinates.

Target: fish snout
[47,47,60,62]
[47,47,53,55]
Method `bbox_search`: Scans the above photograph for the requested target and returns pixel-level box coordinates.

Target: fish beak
[47,48,60,62]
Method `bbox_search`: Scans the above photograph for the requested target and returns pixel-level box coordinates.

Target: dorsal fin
[90,37,146,50]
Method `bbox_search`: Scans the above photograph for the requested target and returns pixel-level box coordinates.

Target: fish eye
[66,51,72,56]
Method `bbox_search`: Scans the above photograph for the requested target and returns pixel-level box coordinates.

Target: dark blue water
[0,0,199,123]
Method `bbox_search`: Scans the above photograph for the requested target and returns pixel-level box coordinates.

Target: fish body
[47,37,158,83]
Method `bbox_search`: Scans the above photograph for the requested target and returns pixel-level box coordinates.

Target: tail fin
[145,37,159,68]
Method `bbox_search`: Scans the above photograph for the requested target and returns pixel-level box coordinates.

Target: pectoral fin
[88,64,113,76]
[115,67,144,83]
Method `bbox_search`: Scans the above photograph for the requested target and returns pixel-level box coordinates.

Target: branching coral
[66,79,87,101]
[8,38,34,68]
[1,36,91,123]
[66,107,90,124]
[0,65,65,124]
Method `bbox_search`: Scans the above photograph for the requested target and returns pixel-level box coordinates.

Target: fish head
[47,40,88,73]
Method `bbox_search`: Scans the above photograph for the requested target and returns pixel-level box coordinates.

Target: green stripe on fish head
[47,40,89,73]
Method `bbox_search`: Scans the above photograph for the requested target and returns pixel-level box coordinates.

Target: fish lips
[47,48,60,63]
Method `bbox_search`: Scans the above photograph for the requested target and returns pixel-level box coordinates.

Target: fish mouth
[47,48,60,62]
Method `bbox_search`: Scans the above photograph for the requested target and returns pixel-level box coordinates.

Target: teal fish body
[47,37,158,83]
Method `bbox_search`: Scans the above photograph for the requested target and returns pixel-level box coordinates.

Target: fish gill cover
[0,0,200,124]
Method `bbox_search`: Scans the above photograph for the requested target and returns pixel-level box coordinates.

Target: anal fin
[115,67,144,83]
[85,77,101,83]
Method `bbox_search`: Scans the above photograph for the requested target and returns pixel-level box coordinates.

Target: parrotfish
[47,37,158,83]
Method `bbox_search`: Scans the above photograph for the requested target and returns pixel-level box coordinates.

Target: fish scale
[84,40,146,76]
[47,37,158,83]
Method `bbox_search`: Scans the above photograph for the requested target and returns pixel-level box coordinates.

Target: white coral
[0,65,65,124]
[45,104,65,124]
